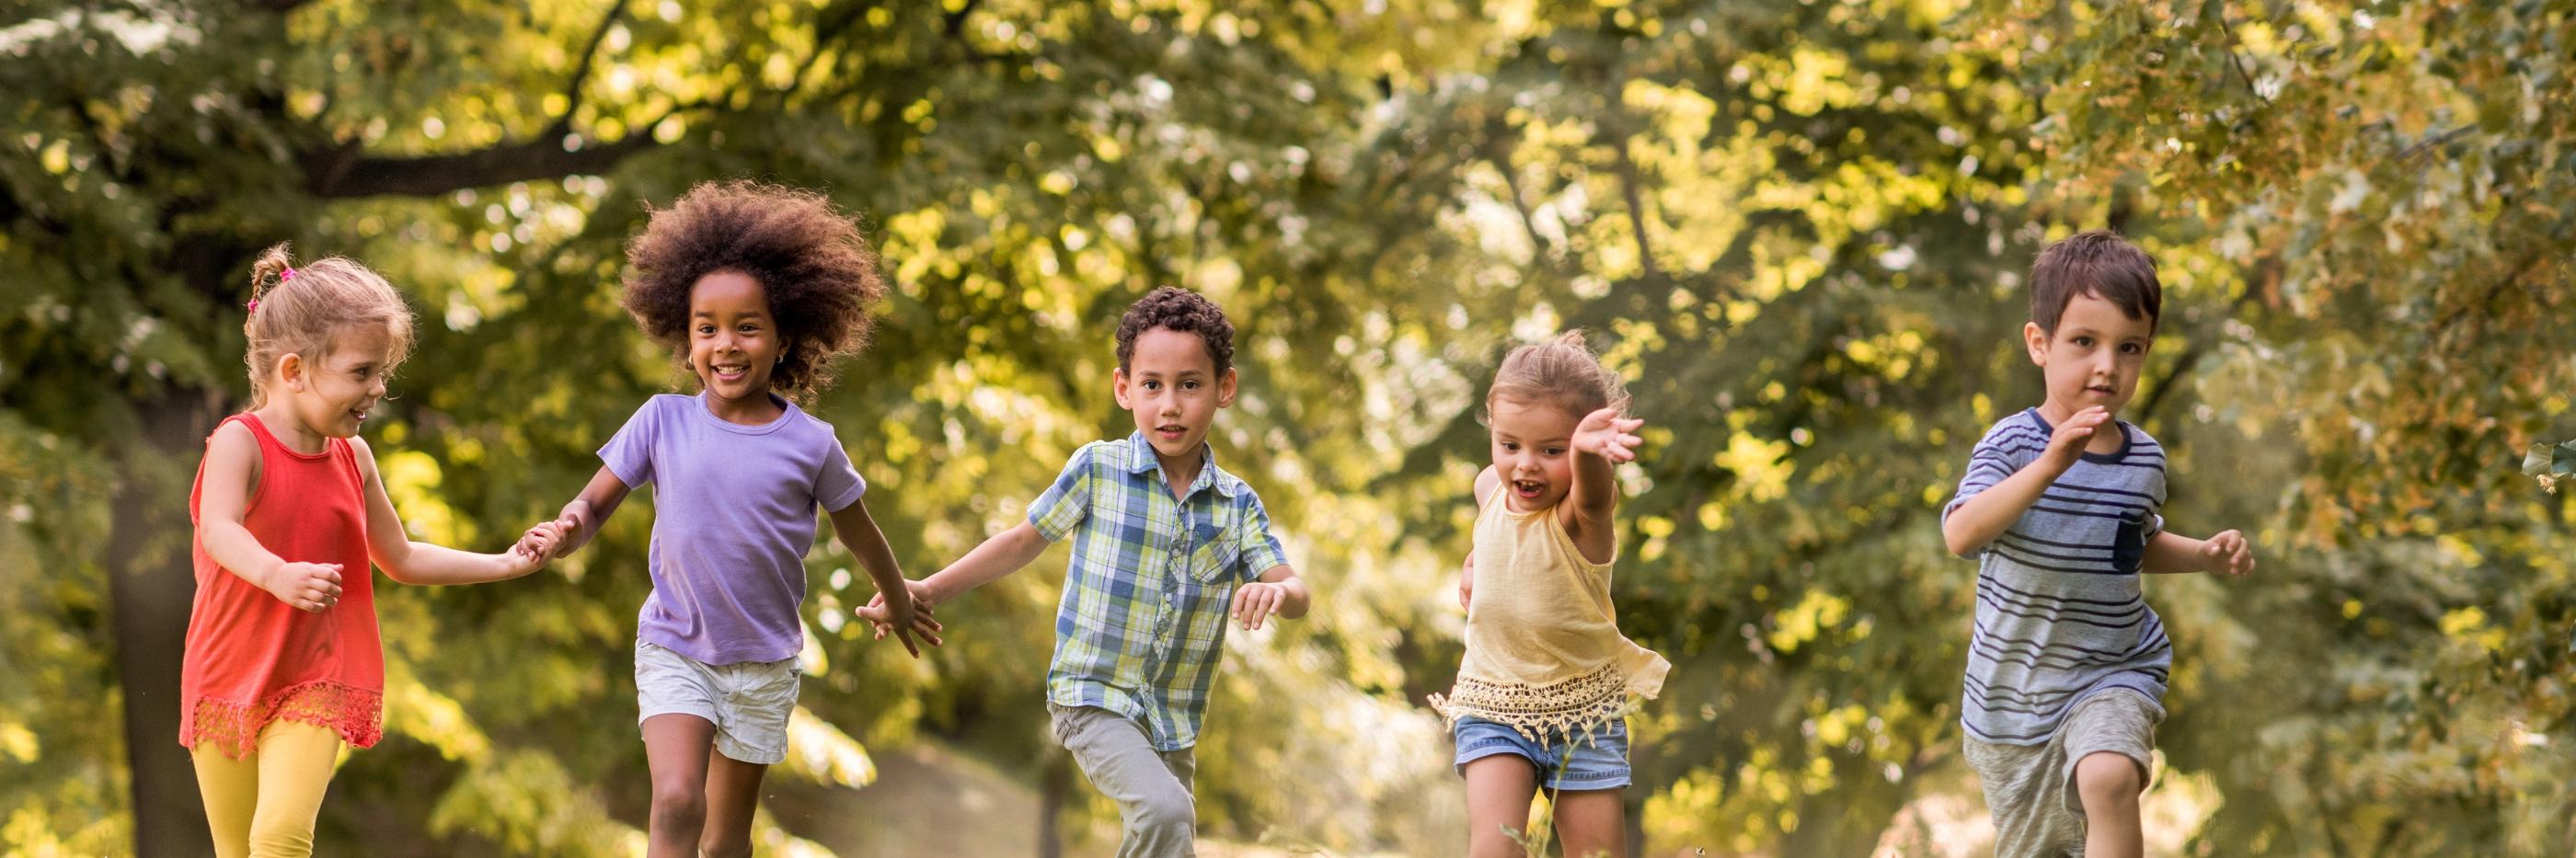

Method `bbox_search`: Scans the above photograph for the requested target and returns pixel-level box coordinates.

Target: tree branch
[1609,132,1663,282]
[2136,280,2261,424]
[543,0,632,141]
[302,122,666,199]
[2214,11,2266,103]
[1483,122,1552,264]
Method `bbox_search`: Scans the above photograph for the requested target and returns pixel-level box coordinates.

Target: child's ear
[1112,367,1133,409]
[278,352,305,390]
[2022,322,2050,367]
[1216,367,1239,408]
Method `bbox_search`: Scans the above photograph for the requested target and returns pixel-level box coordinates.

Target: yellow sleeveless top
[1430,484,1669,737]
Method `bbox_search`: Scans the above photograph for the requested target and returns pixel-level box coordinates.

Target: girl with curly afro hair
[535,180,941,858]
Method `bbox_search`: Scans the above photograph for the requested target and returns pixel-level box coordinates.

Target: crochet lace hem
[1430,662,1634,739]
[181,680,383,759]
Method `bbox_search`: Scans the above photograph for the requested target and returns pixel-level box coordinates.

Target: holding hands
[508,520,568,575]
[861,579,947,657]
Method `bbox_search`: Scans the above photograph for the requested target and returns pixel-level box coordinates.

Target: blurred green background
[4,0,2572,854]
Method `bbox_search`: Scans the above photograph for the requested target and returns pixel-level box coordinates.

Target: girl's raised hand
[1573,407,1647,463]
[265,562,343,612]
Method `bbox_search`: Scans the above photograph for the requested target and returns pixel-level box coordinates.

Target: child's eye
[696,325,715,335]
[2072,337,2095,348]
[1545,447,1567,456]
[2120,343,2145,355]
[1501,442,1519,452]
[1181,380,1201,390]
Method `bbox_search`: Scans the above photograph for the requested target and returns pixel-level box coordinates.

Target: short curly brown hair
[1114,286,1235,376]
[2030,230,2161,334]
[621,180,885,402]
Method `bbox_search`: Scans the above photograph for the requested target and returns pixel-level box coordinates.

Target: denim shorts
[1451,715,1632,791]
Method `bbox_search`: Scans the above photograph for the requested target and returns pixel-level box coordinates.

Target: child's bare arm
[353,437,551,585]
[863,521,1052,640]
[830,498,941,656]
[1564,407,1645,562]
[920,521,1052,605]
[548,466,634,558]
[196,422,342,612]
[2141,529,2255,576]
[1942,406,2110,557]
[1461,465,1499,611]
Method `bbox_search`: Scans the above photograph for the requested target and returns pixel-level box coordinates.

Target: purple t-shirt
[600,394,866,665]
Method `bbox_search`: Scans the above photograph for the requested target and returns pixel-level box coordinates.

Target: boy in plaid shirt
[871,286,1311,856]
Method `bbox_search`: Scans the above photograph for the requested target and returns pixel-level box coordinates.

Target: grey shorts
[1963,689,2161,857]
[635,640,799,765]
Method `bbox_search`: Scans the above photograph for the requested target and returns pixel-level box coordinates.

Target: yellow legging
[190,720,343,858]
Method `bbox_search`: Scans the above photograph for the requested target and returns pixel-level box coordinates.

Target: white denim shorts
[635,640,799,765]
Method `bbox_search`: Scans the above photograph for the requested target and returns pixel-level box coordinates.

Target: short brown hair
[242,243,415,408]
[621,180,886,402]
[1486,330,1628,420]
[1114,286,1235,376]
[2030,230,2162,333]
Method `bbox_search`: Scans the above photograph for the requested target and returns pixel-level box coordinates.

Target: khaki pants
[1050,704,1199,858]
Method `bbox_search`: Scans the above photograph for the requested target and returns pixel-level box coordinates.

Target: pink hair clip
[247,299,260,314]
[280,267,296,281]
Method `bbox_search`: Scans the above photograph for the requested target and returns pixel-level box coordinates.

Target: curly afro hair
[1115,286,1236,377]
[621,180,886,402]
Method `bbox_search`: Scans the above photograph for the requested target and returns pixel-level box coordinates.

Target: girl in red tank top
[183,244,567,858]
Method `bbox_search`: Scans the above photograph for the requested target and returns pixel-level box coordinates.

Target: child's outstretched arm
[2141,529,2256,576]
[921,522,1051,605]
[1230,564,1309,631]
[351,437,558,585]
[1564,406,1647,556]
[832,498,941,657]
[863,521,1052,638]
[545,466,635,559]
[1941,406,2111,557]
[196,421,344,612]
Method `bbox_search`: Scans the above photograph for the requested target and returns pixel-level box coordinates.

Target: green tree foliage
[2,0,2570,854]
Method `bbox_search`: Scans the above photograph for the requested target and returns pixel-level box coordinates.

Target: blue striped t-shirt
[1944,408,2172,745]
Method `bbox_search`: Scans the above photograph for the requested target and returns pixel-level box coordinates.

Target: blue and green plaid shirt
[1028,432,1291,751]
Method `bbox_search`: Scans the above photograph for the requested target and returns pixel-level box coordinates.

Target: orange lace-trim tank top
[180,414,385,758]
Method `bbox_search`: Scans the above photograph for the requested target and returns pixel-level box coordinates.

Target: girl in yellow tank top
[1430,331,1669,858]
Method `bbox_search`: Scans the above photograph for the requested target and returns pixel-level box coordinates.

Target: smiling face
[280,323,397,441]
[2026,290,2155,424]
[1114,326,1236,465]
[1488,396,1582,513]
[686,270,788,422]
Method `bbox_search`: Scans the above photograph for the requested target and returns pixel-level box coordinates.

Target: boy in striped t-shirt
[1940,231,2256,858]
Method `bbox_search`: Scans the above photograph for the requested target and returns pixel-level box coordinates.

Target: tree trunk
[106,387,227,856]
[1039,749,1072,858]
